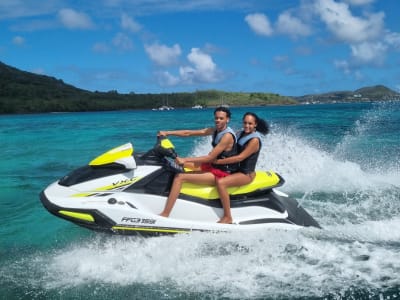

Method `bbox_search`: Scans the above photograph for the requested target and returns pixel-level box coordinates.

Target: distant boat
[191,104,203,109]
[153,95,174,111]
[220,96,229,108]
[153,105,174,111]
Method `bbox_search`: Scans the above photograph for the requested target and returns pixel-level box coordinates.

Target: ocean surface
[1,101,399,299]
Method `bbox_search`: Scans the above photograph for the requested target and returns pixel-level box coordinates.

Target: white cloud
[112,32,134,51]
[334,59,350,74]
[58,8,94,29]
[246,11,311,39]
[333,65,365,81]
[144,43,182,67]
[178,48,221,84]
[0,1,58,19]
[12,35,25,45]
[121,13,141,33]
[93,34,133,54]
[314,0,399,69]
[179,65,196,83]
[276,11,312,38]
[350,41,387,65]
[384,31,400,50]
[187,48,217,80]
[314,0,384,44]
[245,13,273,36]
[343,0,375,6]
[156,71,180,87]
[153,47,222,86]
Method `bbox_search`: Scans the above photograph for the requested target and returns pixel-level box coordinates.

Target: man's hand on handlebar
[175,157,185,165]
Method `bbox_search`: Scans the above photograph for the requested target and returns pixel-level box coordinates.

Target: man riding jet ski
[40,137,321,236]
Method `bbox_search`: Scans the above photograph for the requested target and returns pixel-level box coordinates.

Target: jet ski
[40,136,320,236]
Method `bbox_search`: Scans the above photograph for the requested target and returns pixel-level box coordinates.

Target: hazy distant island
[1,61,399,114]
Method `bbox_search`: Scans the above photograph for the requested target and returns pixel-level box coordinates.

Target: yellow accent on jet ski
[112,226,188,234]
[180,170,281,200]
[89,143,134,166]
[72,176,142,197]
[161,139,174,150]
[59,210,95,222]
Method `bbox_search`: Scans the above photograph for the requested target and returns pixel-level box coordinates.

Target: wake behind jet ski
[40,136,320,236]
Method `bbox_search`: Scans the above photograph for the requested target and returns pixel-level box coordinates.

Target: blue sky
[1,0,399,96]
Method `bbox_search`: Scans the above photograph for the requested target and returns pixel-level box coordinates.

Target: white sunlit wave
[7,224,398,299]
[190,127,399,194]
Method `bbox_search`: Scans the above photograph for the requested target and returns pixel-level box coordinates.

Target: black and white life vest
[236,131,262,174]
[211,127,238,173]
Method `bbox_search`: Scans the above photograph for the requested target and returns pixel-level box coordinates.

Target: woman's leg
[160,172,216,217]
[216,173,253,223]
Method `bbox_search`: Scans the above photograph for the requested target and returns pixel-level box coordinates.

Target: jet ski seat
[180,171,284,200]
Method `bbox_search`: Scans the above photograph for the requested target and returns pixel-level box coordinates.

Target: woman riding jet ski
[40,136,321,236]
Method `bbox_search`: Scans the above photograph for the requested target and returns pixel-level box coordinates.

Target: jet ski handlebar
[138,136,183,172]
[155,136,184,172]
[155,135,178,159]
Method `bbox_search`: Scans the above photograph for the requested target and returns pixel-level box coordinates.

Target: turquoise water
[1,102,400,299]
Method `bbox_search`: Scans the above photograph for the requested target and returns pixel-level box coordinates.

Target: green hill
[0,61,296,114]
[295,84,400,104]
[1,61,398,114]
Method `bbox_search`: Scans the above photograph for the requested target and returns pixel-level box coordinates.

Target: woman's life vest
[236,131,262,174]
